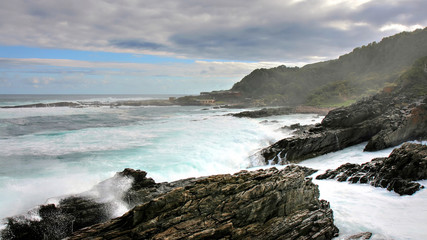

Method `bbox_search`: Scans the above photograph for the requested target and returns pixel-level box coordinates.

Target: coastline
[1,62,427,239]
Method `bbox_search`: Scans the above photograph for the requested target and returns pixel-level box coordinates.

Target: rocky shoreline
[2,58,426,240]
[316,143,427,196]
[261,84,427,165]
[68,166,338,240]
[1,166,339,240]
[230,106,333,118]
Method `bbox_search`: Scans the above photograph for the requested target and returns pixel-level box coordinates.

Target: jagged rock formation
[2,167,338,240]
[68,166,338,240]
[261,57,427,164]
[0,168,199,240]
[316,143,427,195]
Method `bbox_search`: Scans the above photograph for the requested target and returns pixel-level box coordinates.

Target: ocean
[0,94,426,239]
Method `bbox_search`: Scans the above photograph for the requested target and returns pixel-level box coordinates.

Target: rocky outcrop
[261,57,427,164]
[230,106,331,118]
[316,143,427,195]
[68,166,338,240]
[2,167,337,240]
[231,107,296,118]
[1,168,195,240]
[344,232,373,240]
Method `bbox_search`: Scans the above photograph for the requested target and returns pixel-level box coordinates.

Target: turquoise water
[0,95,321,220]
[1,95,426,239]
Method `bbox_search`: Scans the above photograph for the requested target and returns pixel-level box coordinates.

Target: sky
[0,0,426,94]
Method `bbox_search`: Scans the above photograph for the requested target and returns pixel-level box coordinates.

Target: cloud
[0,0,425,62]
[379,24,424,32]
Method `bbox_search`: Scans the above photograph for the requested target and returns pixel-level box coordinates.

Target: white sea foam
[297,143,427,240]
[1,102,425,240]
[1,106,314,222]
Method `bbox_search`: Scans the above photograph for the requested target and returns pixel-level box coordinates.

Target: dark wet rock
[1,204,75,240]
[1,169,162,240]
[261,92,427,165]
[0,196,113,240]
[1,169,216,240]
[281,123,315,135]
[68,166,338,240]
[117,168,156,191]
[316,143,427,195]
[231,107,295,118]
[344,232,373,240]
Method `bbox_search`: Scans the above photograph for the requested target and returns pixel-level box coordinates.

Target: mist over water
[1,95,426,240]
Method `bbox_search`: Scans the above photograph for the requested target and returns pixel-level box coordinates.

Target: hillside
[261,55,427,164]
[231,27,427,107]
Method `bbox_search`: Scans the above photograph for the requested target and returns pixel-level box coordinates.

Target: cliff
[261,56,427,164]
[230,28,427,107]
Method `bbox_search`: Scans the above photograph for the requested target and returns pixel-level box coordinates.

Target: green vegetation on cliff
[396,56,427,97]
[231,27,427,107]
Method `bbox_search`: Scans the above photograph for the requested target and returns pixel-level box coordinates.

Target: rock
[260,57,427,164]
[68,166,338,240]
[230,107,295,118]
[116,168,156,191]
[1,204,75,240]
[1,169,170,240]
[261,93,426,165]
[1,169,223,240]
[316,143,427,195]
[364,101,427,151]
[344,232,373,240]
[0,196,114,240]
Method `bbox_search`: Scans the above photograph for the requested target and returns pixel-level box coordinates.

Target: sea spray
[0,99,322,224]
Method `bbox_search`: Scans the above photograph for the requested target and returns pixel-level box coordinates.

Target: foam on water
[297,142,427,240]
[2,97,425,239]
[0,94,179,107]
[0,104,321,223]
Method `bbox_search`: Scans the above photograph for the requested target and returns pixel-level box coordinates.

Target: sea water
[0,95,426,239]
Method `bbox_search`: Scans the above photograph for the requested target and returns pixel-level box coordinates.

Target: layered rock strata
[261,87,427,165]
[316,143,427,195]
[68,166,338,240]
[2,166,338,240]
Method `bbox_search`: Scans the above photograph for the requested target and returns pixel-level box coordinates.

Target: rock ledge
[68,166,338,240]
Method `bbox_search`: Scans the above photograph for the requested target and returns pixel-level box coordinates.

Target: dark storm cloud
[0,0,426,62]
